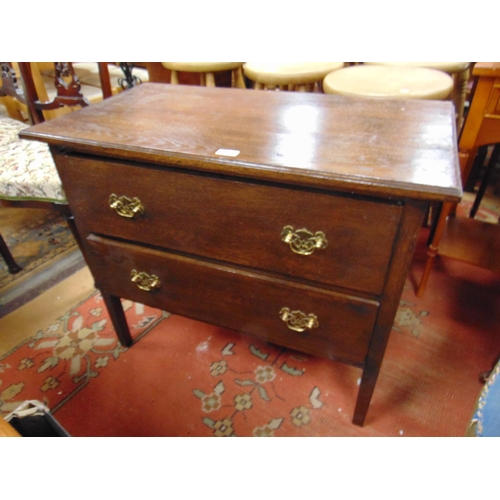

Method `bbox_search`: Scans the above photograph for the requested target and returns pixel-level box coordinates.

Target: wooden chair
[416,62,500,296]
[39,62,149,98]
[0,62,28,122]
[243,62,345,91]
[0,62,101,272]
[160,62,246,88]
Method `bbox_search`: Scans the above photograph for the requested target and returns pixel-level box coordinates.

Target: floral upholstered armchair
[0,62,87,273]
[0,116,65,203]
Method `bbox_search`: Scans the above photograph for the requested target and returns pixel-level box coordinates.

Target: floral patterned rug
[0,208,82,317]
[0,194,499,436]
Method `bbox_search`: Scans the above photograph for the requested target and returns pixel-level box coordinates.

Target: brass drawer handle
[130,269,161,292]
[279,307,319,332]
[281,226,328,255]
[109,194,144,218]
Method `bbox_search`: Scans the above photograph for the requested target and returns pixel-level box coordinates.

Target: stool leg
[170,70,179,85]
[206,72,216,87]
[454,67,470,133]
[0,233,22,274]
[232,67,246,89]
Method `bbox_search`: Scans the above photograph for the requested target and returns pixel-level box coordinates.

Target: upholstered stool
[366,62,471,129]
[160,62,245,88]
[243,62,345,91]
[323,65,454,101]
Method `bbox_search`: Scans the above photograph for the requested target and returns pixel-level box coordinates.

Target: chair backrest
[0,62,28,121]
[17,62,90,124]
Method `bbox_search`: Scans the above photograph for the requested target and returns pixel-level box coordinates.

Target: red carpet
[1,210,499,435]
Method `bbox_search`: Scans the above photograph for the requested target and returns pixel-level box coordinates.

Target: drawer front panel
[56,154,402,294]
[86,235,379,366]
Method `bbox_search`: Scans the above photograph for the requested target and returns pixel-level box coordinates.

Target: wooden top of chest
[20,83,462,202]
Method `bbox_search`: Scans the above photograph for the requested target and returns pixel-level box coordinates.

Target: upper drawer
[55,154,402,295]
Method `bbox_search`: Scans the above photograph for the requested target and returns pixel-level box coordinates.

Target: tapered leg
[353,364,381,426]
[101,291,133,347]
[0,233,22,274]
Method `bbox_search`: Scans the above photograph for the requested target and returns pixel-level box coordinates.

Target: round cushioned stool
[243,62,345,91]
[323,65,454,101]
[161,62,245,88]
[366,62,471,129]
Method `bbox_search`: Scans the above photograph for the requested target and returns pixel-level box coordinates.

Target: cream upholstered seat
[0,116,65,203]
[365,62,471,129]
[323,65,454,100]
[161,62,245,88]
[243,62,345,91]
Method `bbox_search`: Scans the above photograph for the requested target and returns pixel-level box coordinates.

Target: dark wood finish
[53,154,402,295]
[353,199,427,425]
[20,84,461,202]
[87,234,379,365]
[101,291,133,347]
[20,84,461,426]
[0,232,22,274]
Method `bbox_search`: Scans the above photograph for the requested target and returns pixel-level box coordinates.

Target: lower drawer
[85,235,379,366]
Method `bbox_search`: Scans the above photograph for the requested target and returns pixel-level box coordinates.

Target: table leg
[353,361,382,426]
[101,291,133,347]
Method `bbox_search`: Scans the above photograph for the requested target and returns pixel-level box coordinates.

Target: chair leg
[417,201,454,297]
[453,67,470,133]
[0,233,22,274]
[470,144,500,218]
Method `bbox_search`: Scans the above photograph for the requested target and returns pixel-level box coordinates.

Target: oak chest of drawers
[21,83,462,426]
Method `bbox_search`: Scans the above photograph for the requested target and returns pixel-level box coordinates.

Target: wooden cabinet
[20,84,461,426]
